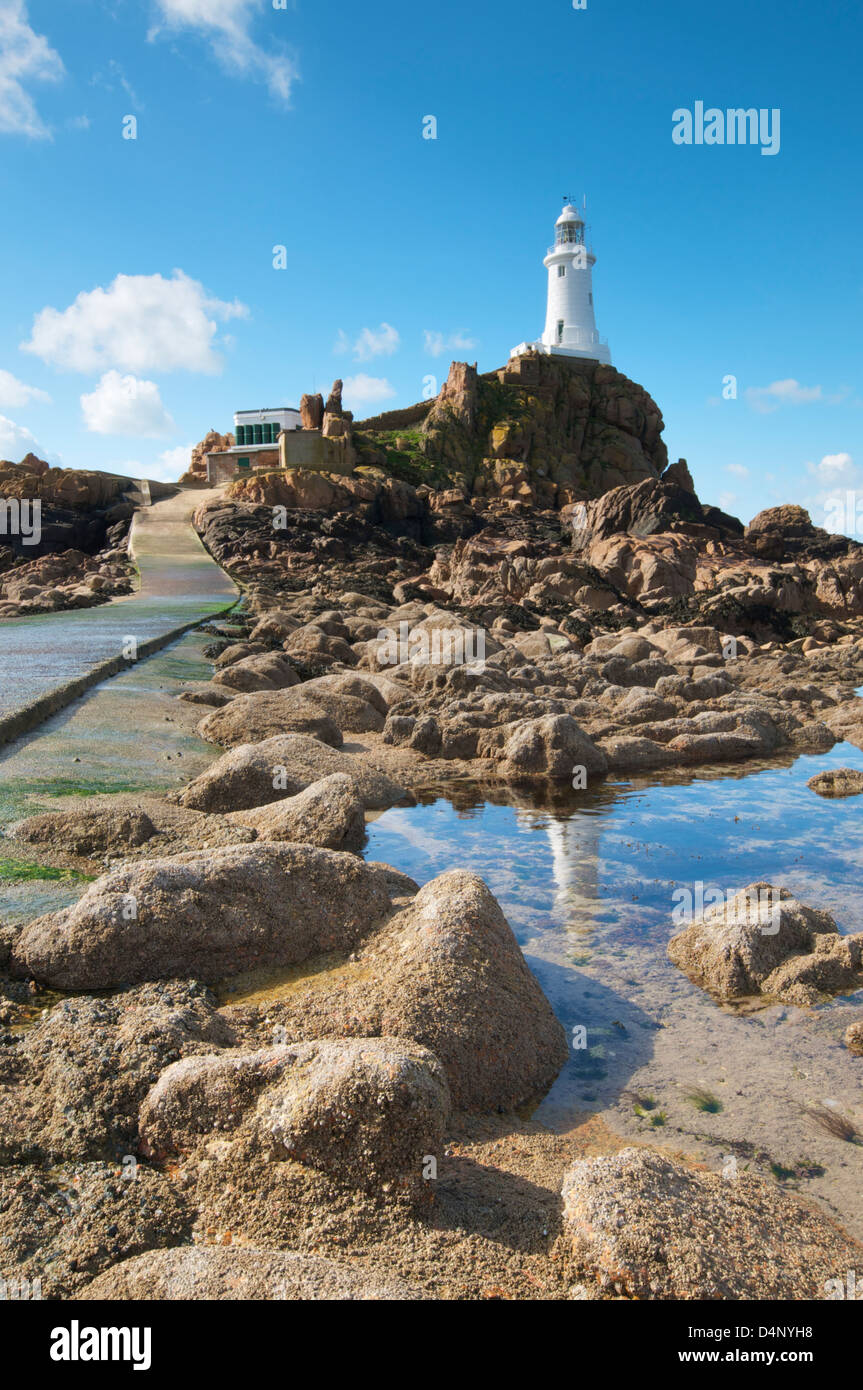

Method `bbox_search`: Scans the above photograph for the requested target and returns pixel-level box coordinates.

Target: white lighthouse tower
[511,201,611,364]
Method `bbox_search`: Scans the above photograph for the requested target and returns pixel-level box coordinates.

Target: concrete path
[0,487,238,745]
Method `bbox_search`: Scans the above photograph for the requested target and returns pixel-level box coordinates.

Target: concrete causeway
[0,488,238,745]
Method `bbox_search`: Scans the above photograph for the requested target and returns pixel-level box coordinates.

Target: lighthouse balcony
[544,326,608,350]
[510,335,611,365]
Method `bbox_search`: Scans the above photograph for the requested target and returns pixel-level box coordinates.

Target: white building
[233,407,302,448]
[511,202,611,364]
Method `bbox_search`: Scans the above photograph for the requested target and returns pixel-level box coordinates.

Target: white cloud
[336,323,400,362]
[0,368,50,407]
[153,443,193,480]
[717,491,737,511]
[145,443,194,481]
[0,411,39,458]
[341,375,396,409]
[744,379,823,413]
[799,453,862,533]
[807,451,857,483]
[66,113,90,131]
[0,0,64,139]
[423,330,478,358]
[22,271,248,374]
[81,371,175,436]
[725,463,749,479]
[151,0,296,103]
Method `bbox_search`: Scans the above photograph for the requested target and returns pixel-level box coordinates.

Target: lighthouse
[511,202,611,364]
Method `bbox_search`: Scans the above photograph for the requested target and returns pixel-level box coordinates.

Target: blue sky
[0,0,860,530]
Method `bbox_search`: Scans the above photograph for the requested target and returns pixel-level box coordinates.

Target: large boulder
[571,478,705,545]
[210,652,300,693]
[138,1037,450,1194]
[299,393,324,430]
[197,693,345,749]
[807,767,863,798]
[12,843,409,989]
[11,807,157,858]
[667,882,863,1005]
[197,688,385,748]
[560,1148,862,1299]
[226,772,366,851]
[239,870,569,1111]
[498,714,608,779]
[297,672,391,716]
[79,1246,420,1301]
[172,734,410,813]
[586,533,697,604]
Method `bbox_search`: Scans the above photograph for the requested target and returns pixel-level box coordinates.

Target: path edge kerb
[0,599,239,750]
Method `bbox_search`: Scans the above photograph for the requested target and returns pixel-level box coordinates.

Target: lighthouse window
[555,222,585,246]
[588,293,593,304]
[557,320,564,342]
[558,265,566,277]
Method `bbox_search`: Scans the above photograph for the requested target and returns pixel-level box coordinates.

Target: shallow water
[364,745,861,1156]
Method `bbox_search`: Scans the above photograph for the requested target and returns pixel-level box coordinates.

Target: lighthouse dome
[555,203,583,226]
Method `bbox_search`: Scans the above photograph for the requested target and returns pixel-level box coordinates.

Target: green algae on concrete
[0,858,93,883]
[0,630,225,922]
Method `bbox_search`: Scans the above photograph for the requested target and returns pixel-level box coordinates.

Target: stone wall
[278,430,354,476]
[206,450,280,485]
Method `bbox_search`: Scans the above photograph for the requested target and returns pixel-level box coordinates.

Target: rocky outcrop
[667,882,863,1005]
[181,430,235,485]
[138,1037,450,1194]
[420,354,667,502]
[807,767,863,798]
[171,734,411,813]
[225,772,366,851]
[325,380,344,416]
[560,1148,862,1299]
[11,843,408,989]
[232,870,569,1112]
[12,807,157,857]
[210,651,300,693]
[196,687,384,747]
[0,459,130,510]
[198,693,344,749]
[300,393,324,430]
[498,714,608,779]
